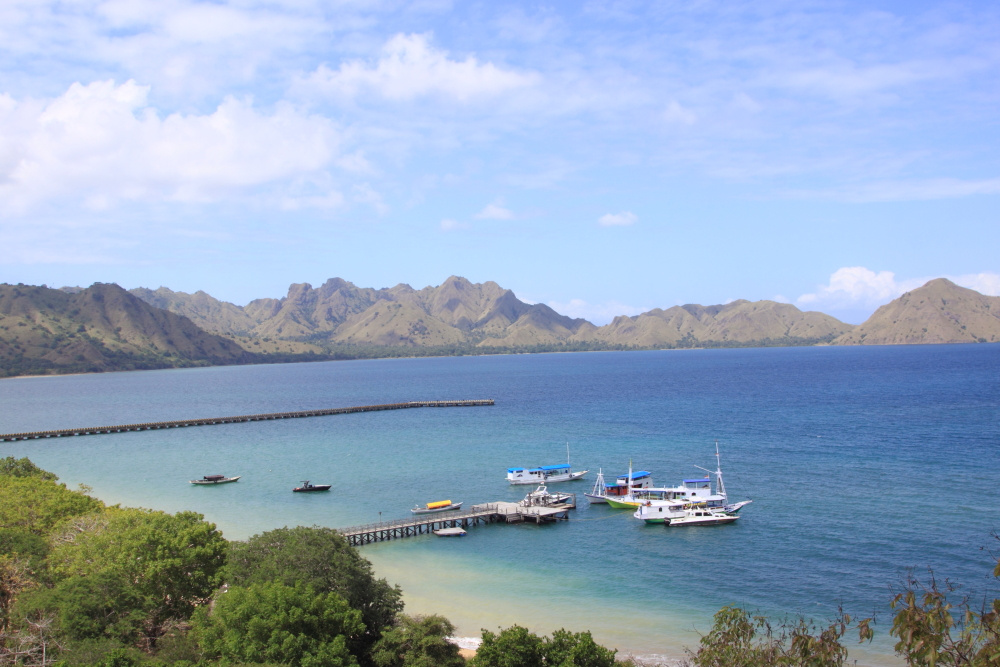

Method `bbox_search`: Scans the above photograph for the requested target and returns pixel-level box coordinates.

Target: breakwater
[0,399,494,442]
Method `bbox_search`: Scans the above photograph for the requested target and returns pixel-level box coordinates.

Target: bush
[471,625,618,667]
[370,614,465,667]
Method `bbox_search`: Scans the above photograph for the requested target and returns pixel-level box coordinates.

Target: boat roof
[683,478,712,483]
[532,464,570,471]
[507,468,525,472]
[617,471,651,478]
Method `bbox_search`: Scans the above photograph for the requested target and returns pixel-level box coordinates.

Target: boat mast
[694,440,727,502]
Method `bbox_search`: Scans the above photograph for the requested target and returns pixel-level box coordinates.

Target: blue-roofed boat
[584,468,653,503]
[507,444,588,485]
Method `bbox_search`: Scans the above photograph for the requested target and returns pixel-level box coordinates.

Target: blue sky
[1,1,998,324]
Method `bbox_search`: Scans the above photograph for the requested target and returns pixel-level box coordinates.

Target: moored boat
[433,527,467,537]
[293,480,331,492]
[663,506,739,527]
[585,467,653,503]
[507,444,588,485]
[519,485,574,507]
[190,474,240,485]
[411,500,463,514]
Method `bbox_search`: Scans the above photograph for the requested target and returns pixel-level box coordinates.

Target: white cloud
[0,79,341,212]
[439,218,469,231]
[303,33,540,102]
[474,199,515,220]
[547,298,648,325]
[598,211,637,227]
[789,177,1000,202]
[664,100,696,125]
[798,266,1000,312]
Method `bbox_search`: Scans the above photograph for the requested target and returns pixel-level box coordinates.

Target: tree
[0,556,35,629]
[0,458,57,482]
[192,581,363,667]
[49,508,227,645]
[370,615,465,667]
[472,626,543,667]
[226,526,403,656]
[543,629,617,667]
[0,476,102,536]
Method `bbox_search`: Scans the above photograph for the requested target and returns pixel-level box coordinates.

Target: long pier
[339,496,576,547]
[0,399,494,442]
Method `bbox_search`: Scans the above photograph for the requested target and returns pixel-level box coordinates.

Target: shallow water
[2,345,999,664]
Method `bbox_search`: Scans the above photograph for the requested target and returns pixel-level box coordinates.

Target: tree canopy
[471,626,618,667]
[370,614,465,667]
[0,457,58,481]
[0,475,102,535]
[193,581,363,667]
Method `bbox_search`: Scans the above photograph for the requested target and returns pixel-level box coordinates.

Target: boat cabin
[681,477,713,498]
[604,471,652,498]
[507,464,571,483]
[203,475,225,481]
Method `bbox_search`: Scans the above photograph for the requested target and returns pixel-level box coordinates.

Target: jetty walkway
[0,399,494,442]
[339,496,576,546]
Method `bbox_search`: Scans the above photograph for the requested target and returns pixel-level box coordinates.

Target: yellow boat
[411,499,463,514]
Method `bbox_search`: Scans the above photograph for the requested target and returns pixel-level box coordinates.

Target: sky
[1,1,998,325]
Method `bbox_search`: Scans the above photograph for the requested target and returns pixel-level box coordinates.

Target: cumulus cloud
[303,33,540,102]
[439,218,469,231]
[598,211,637,227]
[0,79,342,212]
[797,266,1000,312]
[547,298,648,325]
[474,199,515,220]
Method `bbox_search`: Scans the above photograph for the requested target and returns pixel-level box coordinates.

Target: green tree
[192,581,363,667]
[226,526,403,654]
[49,507,227,643]
[543,629,617,667]
[0,476,102,535]
[370,614,465,667]
[0,457,58,482]
[472,625,544,667]
[16,571,149,643]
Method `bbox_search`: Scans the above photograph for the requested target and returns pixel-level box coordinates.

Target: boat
[519,485,574,507]
[433,527,467,537]
[585,467,653,503]
[663,505,739,527]
[293,480,331,492]
[507,444,588,485]
[411,500,463,514]
[190,474,240,485]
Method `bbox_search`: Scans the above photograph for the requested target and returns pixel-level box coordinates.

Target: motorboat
[519,485,574,507]
[190,474,240,485]
[507,444,588,485]
[293,481,331,492]
[411,500,463,514]
[662,506,739,527]
[584,467,653,503]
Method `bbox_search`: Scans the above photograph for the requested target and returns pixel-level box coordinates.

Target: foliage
[226,526,403,654]
[889,569,1000,667]
[0,458,57,482]
[16,571,150,644]
[192,581,363,667]
[370,614,464,667]
[689,605,871,667]
[0,555,36,628]
[0,475,102,535]
[49,508,227,641]
[471,625,618,667]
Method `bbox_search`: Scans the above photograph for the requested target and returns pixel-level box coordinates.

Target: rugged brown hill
[0,283,252,377]
[833,278,1000,345]
[575,299,852,346]
[131,276,593,348]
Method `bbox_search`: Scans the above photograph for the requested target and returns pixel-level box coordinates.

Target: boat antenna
[567,442,570,465]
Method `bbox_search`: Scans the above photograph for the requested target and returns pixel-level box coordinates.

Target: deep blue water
[1,345,998,663]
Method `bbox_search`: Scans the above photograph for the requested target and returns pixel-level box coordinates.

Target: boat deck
[338,495,576,546]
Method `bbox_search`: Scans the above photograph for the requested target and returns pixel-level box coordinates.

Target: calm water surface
[2,346,999,664]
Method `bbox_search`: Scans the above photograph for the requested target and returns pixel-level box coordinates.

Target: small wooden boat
[411,500,463,514]
[293,480,331,492]
[190,474,241,485]
[433,527,467,537]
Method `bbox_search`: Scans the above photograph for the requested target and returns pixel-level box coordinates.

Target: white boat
[507,444,588,485]
[519,485,573,507]
[411,500,463,514]
[584,467,653,503]
[663,506,739,527]
[190,474,241,485]
[433,527,467,537]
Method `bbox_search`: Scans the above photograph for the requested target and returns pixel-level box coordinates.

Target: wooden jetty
[0,399,494,442]
[338,495,576,547]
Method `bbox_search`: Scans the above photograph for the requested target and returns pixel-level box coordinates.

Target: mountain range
[1,276,997,378]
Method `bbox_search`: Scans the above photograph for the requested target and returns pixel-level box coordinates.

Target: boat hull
[583,493,608,503]
[190,476,240,485]
[604,496,642,509]
[665,516,739,527]
[293,485,331,492]
[411,502,463,514]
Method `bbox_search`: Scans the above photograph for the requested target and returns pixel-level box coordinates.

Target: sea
[2,345,999,665]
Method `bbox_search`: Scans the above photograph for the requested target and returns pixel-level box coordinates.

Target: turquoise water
[2,346,999,664]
